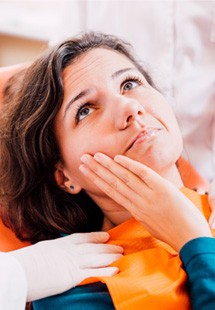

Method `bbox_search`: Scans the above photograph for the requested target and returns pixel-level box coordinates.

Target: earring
[70,185,74,190]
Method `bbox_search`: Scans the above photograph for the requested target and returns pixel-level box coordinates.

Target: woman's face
[54,48,183,195]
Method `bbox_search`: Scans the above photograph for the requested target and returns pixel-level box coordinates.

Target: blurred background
[0,0,57,66]
[0,0,214,181]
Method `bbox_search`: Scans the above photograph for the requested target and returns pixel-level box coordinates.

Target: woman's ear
[54,162,82,194]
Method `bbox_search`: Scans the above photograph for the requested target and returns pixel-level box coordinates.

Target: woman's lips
[127,128,162,150]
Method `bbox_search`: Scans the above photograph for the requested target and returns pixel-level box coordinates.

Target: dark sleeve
[180,237,215,310]
[33,282,114,310]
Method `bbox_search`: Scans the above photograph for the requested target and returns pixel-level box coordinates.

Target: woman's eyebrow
[111,67,136,79]
[63,88,92,119]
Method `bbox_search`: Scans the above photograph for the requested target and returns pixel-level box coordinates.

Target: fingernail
[80,154,91,163]
[94,153,106,161]
[114,155,122,162]
[79,164,88,174]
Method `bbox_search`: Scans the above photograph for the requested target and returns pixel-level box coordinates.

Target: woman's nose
[113,95,145,130]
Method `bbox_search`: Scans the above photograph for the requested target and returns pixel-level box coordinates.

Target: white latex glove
[10,231,123,302]
[209,179,215,229]
[0,252,27,310]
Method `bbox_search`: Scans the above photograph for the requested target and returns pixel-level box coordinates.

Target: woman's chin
[126,151,179,174]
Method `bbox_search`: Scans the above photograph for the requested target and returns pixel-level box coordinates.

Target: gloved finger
[80,253,123,268]
[78,243,123,255]
[82,266,119,280]
[65,231,110,244]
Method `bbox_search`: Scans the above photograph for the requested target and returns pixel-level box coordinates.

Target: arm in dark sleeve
[180,237,215,310]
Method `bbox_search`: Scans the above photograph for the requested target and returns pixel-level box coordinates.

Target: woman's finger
[81,153,144,195]
[80,153,168,216]
[114,154,166,190]
[80,154,139,204]
[81,153,152,199]
[94,153,146,190]
[79,162,138,213]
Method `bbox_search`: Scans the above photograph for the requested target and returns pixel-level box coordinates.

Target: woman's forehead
[62,48,135,84]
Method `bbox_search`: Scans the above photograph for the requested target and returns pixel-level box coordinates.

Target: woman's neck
[159,164,184,188]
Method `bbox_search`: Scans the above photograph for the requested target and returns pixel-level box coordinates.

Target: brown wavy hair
[0,32,155,243]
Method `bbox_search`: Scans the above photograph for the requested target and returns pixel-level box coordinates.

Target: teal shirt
[33,282,113,310]
[180,237,215,309]
[33,237,215,310]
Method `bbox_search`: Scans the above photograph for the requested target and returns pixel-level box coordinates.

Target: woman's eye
[122,80,140,92]
[77,105,95,122]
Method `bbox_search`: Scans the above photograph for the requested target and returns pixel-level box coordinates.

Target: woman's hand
[10,231,123,301]
[80,153,212,252]
[209,179,215,228]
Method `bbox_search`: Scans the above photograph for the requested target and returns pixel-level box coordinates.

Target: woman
[0,32,214,309]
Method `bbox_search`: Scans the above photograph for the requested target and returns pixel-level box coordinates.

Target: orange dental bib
[82,188,214,310]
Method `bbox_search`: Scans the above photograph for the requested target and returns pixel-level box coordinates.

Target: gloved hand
[10,231,123,301]
[209,179,215,229]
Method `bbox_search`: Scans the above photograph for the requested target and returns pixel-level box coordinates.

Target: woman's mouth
[127,128,162,150]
